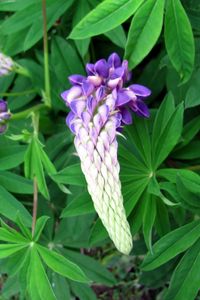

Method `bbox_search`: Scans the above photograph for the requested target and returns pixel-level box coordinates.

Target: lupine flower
[0,99,11,134]
[61,53,151,254]
[0,53,14,77]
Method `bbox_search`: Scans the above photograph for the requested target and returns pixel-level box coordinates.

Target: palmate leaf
[70,281,97,300]
[164,238,200,300]
[142,220,200,271]
[0,145,26,170]
[28,246,56,300]
[0,244,27,259]
[143,193,156,253]
[0,170,33,194]
[37,245,89,283]
[0,186,32,226]
[69,0,144,39]
[125,0,165,68]
[164,0,195,83]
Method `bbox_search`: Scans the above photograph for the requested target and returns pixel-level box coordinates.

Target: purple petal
[87,95,96,115]
[0,112,10,120]
[87,75,102,87]
[130,84,151,97]
[61,86,82,104]
[108,53,121,68]
[96,86,106,102]
[129,100,150,118]
[82,80,94,96]
[66,112,76,133]
[70,100,86,117]
[94,59,109,78]
[107,77,122,89]
[120,107,132,125]
[0,100,7,112]
[81,111,91,125]
[98,104,109,125]
[68,75,85,85]
[86,63,95,75]
[116,89,136,107]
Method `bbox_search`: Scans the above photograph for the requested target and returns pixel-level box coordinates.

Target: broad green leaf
[0,244,27,259]
[129,194,146,236]
[37,245,89,283]
[69,0,144,39]
[155,200,170,237]
[28,247,56,300]
[105,25,126,48]
[0,227,28,244]
[89,218,108,246]
[51,164,86,186]
[23,0,74,51]
[164,0,195,83]
[72,0,91,57]
[143,194,156,252]
[152,92,175,156]
[24,136,49,200]
[63,249,117,286]
[51,274,71,300]
[180,115,200,147]
[125,0,164,68]
[0,145,26,170]
[61,192,94,218]
[152,103,184,169]
[0,186,32,225]
[142,220,200,271]
[0,171,33,194]
[51,36,84,89]
[70,282,97,300]
[173,141,200,160]
[176,170,200,194]
[164,238,200,300]
[33,216,50,242]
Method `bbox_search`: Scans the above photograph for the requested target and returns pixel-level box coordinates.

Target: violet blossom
[0,53,14,77]
[61,53,151,254]
[0,100,11,134]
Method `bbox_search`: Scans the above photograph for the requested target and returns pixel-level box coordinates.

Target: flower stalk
[42,0,51,108]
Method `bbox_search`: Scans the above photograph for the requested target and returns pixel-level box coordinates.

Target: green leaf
[69,0,144,39]
[104,25,126,48]
[61,191,94,218]
[63,249,117,286]
[143,194,156,253]
[28,246,56,300]
[37,245,90,283]
[51,36,84,88]
[51,164,86,187]
[70,282,97,300]
[180,115,200,147]
[0,145,26,170]
[0,244,27,259]
[164,0,195,83]
[33,216,50,242]
[0,226,28,244]
[142,220,200,271]
[0,171,33,194]
[164,238,200,300]
[24,136,49,200]
[0,186,32,225]
[125,0,164,68]
[152,102,184,169]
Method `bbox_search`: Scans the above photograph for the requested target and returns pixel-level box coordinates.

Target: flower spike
[61,53,151,254]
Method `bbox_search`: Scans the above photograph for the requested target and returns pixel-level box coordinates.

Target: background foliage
[0,0,200,299]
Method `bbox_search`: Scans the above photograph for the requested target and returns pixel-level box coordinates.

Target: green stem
[0,89,37,97]
[186,165,200,171]
[42,0,51,108]
[10,104,46,121]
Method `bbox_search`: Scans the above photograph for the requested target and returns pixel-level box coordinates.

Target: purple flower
[61,53,151,254]
[0,99,11,134]
[0,53,14,77]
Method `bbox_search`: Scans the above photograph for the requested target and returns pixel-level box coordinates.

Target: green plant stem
[186,165,200,171]
[42,0,51,108]
[10,104,46,121]
[0,89,37,97]
[32,177,38,237]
